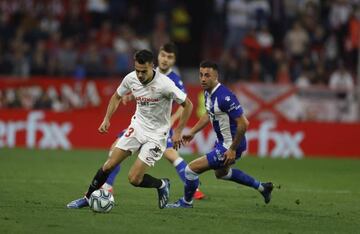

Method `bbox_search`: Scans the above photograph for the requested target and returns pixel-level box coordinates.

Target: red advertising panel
[1,110,360,158]
[1,78,359,158]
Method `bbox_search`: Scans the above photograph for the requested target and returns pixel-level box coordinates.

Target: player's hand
[172,130,183,150]
[223,149,236,166]
[182,133,194,144]
[98,119,110,133]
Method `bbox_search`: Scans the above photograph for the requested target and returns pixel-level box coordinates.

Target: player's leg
[164,136,206,199]
[215,166,273,204]
[164,147,187,183]
[102,138,122,192]
[132,140,170,209]
[215,166,262,189]
[183,156,210,202]
[166,156,210,208]
[67,148,131,208]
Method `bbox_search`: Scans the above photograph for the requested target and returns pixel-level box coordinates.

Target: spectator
[224,0,249,50]
[30,40,48,75]
[57,38,78,76]
[329,61,355,121]
[329,61,354,94]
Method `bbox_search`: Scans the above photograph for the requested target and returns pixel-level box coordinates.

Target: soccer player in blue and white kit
[166,61,273,208]
[102,43,206,199]
[67,49,193,209]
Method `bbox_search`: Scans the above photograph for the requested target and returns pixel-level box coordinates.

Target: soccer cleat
[193,188,206,200]
[260,182,274,204]
[157,178,170,209]
[66,197,89,209]
[166,198,193,208]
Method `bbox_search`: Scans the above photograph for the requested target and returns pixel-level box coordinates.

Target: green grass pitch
[0,148,359,234]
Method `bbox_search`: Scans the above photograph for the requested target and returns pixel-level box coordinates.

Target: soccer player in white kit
[102,42,206,199]
[67,50,193,209]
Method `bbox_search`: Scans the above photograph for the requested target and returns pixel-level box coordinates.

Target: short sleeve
[219,93,243,119]
[116,76,130,96]
[164,78,187,104]
[176,79,186,94]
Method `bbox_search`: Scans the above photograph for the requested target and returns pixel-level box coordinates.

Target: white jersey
[117,70,187,137]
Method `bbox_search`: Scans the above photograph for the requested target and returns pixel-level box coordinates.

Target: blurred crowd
[0,0,358,91]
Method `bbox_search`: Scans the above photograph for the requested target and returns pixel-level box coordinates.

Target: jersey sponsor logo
[228,102,241,112]
[135,96,160,106]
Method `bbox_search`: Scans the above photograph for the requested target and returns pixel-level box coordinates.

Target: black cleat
[260,182,274,204]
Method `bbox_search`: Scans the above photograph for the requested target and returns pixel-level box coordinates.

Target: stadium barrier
[1,78,359,158]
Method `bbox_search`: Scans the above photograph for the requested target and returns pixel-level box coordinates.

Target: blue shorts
[206,142,245,169]
[118,129,173,149]
[166,129,174,149]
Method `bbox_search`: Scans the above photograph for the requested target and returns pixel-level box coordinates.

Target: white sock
[159,180,166,189]
[173,157,184,167]
[185,166,199,180]
[257,183,264,192]
[182,197,193,204]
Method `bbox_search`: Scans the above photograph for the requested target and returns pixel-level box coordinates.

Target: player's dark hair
[200,60,218,71]
[134,50,154,64]
[160,42,178,57]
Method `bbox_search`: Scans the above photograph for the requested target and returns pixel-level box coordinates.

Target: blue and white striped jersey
[204,83,246,151]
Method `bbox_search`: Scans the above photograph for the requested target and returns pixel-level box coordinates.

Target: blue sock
[184,178,199,202]
[224,168,260,189]
[175,160,187,184]
[105,164,121,186]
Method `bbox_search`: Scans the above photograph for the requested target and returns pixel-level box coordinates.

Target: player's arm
[223,115,249,165]
[171,105,183,127]
[172,97,193,150]
[121,93,135,105]
[182,113,210,143]
[98,92,122,133]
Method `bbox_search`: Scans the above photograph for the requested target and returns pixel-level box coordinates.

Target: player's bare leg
[67,148,130,209]
[128,158,170,209]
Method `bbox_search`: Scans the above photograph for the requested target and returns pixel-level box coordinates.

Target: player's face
[199,67,218,91]
[135,61,154,84]
[157,50,176,73]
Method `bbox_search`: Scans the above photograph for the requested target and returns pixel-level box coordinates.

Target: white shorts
[115,124,167,167]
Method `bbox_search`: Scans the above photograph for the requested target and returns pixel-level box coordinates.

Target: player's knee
[102,163,115,173]
[214,170,225,179]
[128,173,142,186]
[185,165,199,180]
[215,169,232,180]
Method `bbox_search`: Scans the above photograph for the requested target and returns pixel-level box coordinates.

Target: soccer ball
[89,189,115,213]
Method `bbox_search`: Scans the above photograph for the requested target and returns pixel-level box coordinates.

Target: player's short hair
[134,50,154,64]
[160,42,178,57]
[200,60,218,71]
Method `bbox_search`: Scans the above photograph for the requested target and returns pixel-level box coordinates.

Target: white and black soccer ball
[89,189,115,213]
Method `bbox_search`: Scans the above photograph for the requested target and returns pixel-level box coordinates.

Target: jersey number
[125,127,134,137]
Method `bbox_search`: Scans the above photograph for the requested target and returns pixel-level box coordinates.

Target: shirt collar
[210,83,221,95]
